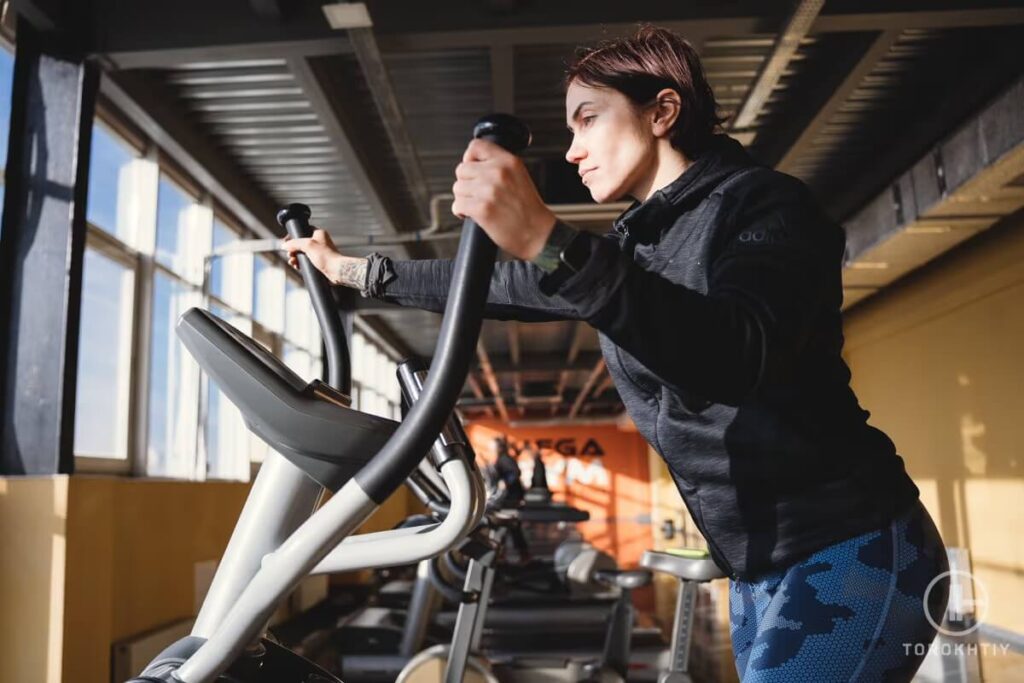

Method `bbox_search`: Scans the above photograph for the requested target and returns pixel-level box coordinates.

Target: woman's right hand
[282,229,368,289]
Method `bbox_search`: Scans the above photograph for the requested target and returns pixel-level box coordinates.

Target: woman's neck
[635,144,692,201]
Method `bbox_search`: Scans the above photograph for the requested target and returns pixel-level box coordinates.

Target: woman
[285,26,949,682]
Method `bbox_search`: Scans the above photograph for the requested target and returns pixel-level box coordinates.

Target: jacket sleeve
[543,174,842,405]
[366,254,583,322]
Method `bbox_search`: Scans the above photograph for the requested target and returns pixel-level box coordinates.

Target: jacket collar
[612,135,755,242]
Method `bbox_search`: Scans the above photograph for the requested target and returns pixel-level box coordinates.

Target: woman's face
[564,80,656,203]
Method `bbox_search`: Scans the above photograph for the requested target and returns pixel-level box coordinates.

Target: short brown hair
[565,25,724,156]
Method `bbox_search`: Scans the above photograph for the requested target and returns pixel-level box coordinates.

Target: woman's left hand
[452,139,557,261]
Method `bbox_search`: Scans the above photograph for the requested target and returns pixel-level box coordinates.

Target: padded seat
[640,548,727,583]
[593,569,653,591]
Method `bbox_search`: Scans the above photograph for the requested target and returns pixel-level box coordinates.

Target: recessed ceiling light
[322,2,373,29]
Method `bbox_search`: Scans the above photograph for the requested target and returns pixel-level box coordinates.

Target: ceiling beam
[374,9,1024,54]
[553,322,588,413]
[731,0,824,131]
[378,17,765,52]
[465,374,494,417]
[476,340,509,422]
[775,30,898,176]
[593,373,615,398]
[347,26,432,222]
[812,8,1024,33]
[506,321,523,404]
[484,349,602,375]
[104,39,353,70]
[286,55,411,257]
[94,0,352,69]
[569,358,606,420]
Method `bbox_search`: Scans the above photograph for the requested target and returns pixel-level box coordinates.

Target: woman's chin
[589,183,628,204]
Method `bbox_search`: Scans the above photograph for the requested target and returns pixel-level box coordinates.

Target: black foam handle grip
[277,203,351,393]
[472,113,532,153]
[354,114,531,503]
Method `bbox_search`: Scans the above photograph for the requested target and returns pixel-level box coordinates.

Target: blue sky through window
[74,249,132,457]
[87,125,136,241]
[0,47,14,172]
[155,175,196,273]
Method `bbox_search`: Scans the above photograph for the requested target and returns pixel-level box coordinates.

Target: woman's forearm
[330,255,369,289]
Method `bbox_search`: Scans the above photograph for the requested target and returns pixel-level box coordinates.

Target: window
[204,305,251,481]
[155,174,206,283]
[86,123,141,246]
[73,243,135,463]
[351,329,400,419]
[253,255,284,333]
[73,109,330,481]
[147,271,202,478]
[75,119,149,472]
[0,43,13,223]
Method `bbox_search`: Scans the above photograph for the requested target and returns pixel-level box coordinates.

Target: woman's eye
[581,115,596,127]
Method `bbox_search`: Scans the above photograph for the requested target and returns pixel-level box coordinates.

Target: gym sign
[508,437,606,457]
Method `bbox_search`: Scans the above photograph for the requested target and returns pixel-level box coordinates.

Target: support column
[0,19,99,474]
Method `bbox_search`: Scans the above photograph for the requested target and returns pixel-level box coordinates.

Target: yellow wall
[0,476,68,683]
[62,476,251,682]
[843,213,1024,634]
[1,473,414,683]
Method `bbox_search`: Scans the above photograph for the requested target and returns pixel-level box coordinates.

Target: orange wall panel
[467,419,653,567]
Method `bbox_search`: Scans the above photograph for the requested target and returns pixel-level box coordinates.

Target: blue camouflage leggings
[729,502,949,682]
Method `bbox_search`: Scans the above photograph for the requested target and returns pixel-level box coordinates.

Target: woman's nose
[565,137,585,164]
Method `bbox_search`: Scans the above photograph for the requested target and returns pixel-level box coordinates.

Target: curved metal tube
[311,457,483,574]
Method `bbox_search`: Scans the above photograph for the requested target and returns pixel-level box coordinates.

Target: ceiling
[65,0,1024,421]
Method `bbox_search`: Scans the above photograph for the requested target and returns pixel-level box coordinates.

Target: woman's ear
[651,88,682,138]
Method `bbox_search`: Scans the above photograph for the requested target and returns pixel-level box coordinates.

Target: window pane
[351,332,367,385]
[210,219,252,314]
[155,175,203,279]
[0,46,14,176]
[247,324,277,465]
[86,125,137,243]
[148,271,201,478]
[204,304,250,481]
[210,220,232,299]
[285,277,315,349]
[283,343,312,379]
[74,248,134,458]
[252,256,284,332]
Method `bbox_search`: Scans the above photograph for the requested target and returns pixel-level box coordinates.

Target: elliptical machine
[127,115,531,683]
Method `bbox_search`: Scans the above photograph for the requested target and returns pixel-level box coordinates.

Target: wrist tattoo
[335,257,369,290]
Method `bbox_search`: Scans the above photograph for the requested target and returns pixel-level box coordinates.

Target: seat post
[664,579,699,678]
[601,585,636,679]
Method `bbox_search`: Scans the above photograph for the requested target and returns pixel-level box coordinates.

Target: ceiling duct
[842,76,1024,309]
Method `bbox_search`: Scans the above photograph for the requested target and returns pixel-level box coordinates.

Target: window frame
[73,228,141,474]
[72,104,330,481]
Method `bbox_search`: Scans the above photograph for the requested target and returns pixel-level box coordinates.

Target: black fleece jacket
[364,135,919,580]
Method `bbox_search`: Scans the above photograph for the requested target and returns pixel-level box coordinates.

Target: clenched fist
[452,139,557,261]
